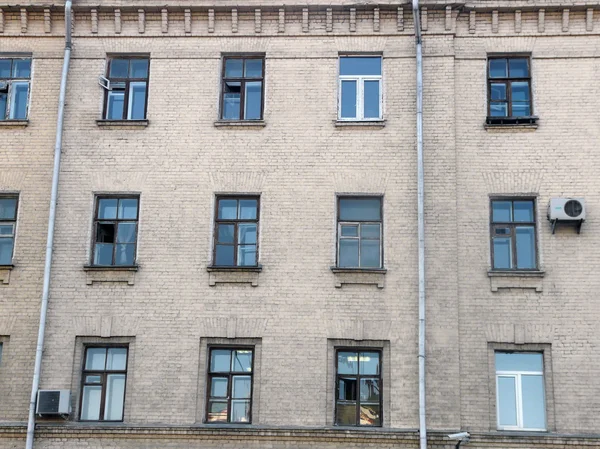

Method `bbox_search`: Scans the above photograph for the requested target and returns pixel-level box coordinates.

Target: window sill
[488,270,545,292]
[214,120,266,128]
[330,267,387,274]
[0,264,14,285]
[207,265,262,273]
[207,265,261,287]
[334,120,386,128]
[488,270,545,277]
[96,119,149,128]
[330,266,386,289]
[485,116,538,130]
[83,265,138,285]
[0,120,29,128]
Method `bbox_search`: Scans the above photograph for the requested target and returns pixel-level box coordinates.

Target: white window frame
[496,367,546,431]
[338,57,383,121]
[0,59,31,121]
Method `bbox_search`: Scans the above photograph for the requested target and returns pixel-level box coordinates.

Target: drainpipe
[25,2,72,448]
[412,1,427,449]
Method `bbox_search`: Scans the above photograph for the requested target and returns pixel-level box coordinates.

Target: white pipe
[25,2,72,448]
[412,1,427,449]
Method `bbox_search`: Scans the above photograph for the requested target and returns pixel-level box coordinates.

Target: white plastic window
[338,56,382,121]
[0,59,31,120]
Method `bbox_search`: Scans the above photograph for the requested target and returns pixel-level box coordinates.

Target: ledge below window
[96,119,149,128]
[330,267,387,289]
[214,120,266,128]
[207,265,262,287]
[485,116,538,130]
[334,120,386,128]
[83,265,138,286]
[0,120,29,128]
[488,270,545,292]
[0,265,15,285]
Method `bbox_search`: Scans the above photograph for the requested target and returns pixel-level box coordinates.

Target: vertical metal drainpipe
[25,2,72,448]
[412,1,427,449]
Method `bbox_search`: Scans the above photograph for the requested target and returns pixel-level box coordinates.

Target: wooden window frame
[335,348,383,427]
[0,195,18,266]
[487,56,535,125]
[0,58,31,120]
[212,195,260,267]
[205,346,255,424]
[103,56,150,121]
[220,55,265,121]
[338,56,383,121]
[79,346,129,422]
[92,195,140,267]
[336,196,383,269]
[490,198,538,271]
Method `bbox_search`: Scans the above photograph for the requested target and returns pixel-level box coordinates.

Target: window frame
[489,198,538,271]
[220,55,265,121]
[205,346,255,424]
[0,58,31,121]
[338,55,383,121]
[495,351,546,431]
[102,56,150,121]
[334,348,383,427]
[78,345,129,422]
[336,196,383,269]
[0,195,18,266]
[91,195,140,267]
[486,55,535,125]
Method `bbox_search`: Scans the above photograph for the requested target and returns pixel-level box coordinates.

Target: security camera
[448,432,470,442]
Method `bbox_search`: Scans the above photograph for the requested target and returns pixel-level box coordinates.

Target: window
[496,352,546,431]
[338,56,382,121]
[490,199,537,270]
[213,196,259,267]
[487,57,534,124]
[92,196,139,266]
[206,347,253,424]
[337,197,382,268]
[80,347,128,421]
[221,56,264,121]
[0,58,31,120]
[335,350,381,426]
[102,57,149,120]
[0,196,18,265]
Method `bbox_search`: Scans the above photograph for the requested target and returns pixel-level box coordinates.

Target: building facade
[0,0,599,448]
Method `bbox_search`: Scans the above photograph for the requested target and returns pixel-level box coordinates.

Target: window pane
[98,199,118,219]
[339,198,381,221]
[522,375,546,429]
[106,91,125,120]
[0,93,6,120]
[513,201,534,222]
[210,349,231,372]
[94,243,114,265]
[489,59,507,78]
[340,57,382,76]
[104,374,126,420]
[0,224,14,235]
[360,240,380,268]
[207,401,228,422]
[128,82,147,120]
[509,58,529,77]
[337,351,358,375]
[225,59,243,78]
[109,59,129,78]
[490,83,506,100]
[0,198,16,220]
[85,348,107,370]
[497,376,518,426]
[496,352,543,372]
[360,404,380,426]
[238,224,257,244]
[231,399,251,423]
[118,198,138,219]
[338,378,357,400]
[217,224,234,244]
[335,403,356,425]
[10,82,29,119]
[0,60,11,78]
[493,238,512,269]
[210,377,228,398]
[215,245,234,266]
[244,82,262,120]
[516,227,535,269]
[238,245,257,266]
[512,102,531,117]
[223,93,241,119]
[106,348,127,370]
[129,59,149,78]
[85,375,102,383]
[239,199,257,219]
[359,352,380,375]
[0,238,14,264]
[339,239,359,267]
[340,80,357,118]
[244,59,263,78]
[114,244,135,266]
[80,386,102,420]
[360,378,380,402]
[96,223,115,243]
[218,199,238,219]
[492,201,512,222]
[232,350,253,372]
[232,375,252,399]
[341,225,358,237]
[13,59,31,78]
[363,80,380,119]
[490,102,508,117]
[511,82,530,102]
[361,224,380,239]
[116,223,136,244]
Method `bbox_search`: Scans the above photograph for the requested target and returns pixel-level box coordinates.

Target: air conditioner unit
[548,198,585,234]
[36,390,71,416]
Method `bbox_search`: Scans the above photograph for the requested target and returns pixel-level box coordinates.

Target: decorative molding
[84,266,137,286]
[446,6,453,31]
[587,8,593,31]
[91,8,98,33]
[44,8,51,33]
[332,270,386,289]
[373,8,380,32]
[161,8,168,34]
[562,8,569,32]
[469,10,476,34]
[488,271,544,293]
[208,270,259,287]
[491,10,498,33]
[208,9,214,33]
[254,8,261,33]
[0,267,12,285]
[184,9,191,33]
[278,8,285,33]
[114,9,121,34]
[538,9,545,33]
[0,9,4,33]
[421,7,427,31]
[20,8,27,34]
[397,7,404,31]
[302,7,309,32]
[138,9,145,34]
[326,8,332,32]
[349,8,356,32]
[231,8,238,33]
[515,10,521,33]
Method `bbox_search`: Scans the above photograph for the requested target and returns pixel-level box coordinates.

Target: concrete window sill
[0,120,29,128]
[96,119,149,128]
[214,120,266,128]
[83,265,138,285]
[488,270,545,292]
[334,120,386,128]
[330,267,387,289]
[207,265,262,287]
[0,264,15,285]
[484,123,538,131]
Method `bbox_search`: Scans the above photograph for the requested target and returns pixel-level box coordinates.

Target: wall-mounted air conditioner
[36,390,71,416]
[547,198,585,234]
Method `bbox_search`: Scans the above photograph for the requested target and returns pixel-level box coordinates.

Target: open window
[0,58,31,121]
[99,57,149,121]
